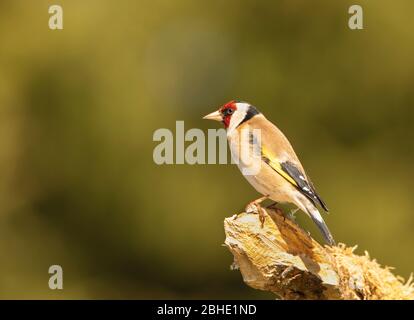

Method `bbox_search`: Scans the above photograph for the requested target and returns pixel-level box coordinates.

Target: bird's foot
[245,202,259,214]
[258,206,266,228]
[245,195,269,228]
[266,201,278,210]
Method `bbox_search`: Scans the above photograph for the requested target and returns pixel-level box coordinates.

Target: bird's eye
[225,108,233,115]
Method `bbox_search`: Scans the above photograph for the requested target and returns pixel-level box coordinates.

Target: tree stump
[224,208,414,300]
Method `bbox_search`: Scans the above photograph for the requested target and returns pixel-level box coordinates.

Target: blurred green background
[0,0,413,299]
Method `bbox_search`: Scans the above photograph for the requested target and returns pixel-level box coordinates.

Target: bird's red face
[203,100,260,132]
[219,101,238,128]
[203,100,238,128]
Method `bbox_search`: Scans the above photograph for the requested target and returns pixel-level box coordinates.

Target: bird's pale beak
[203,110,222,122]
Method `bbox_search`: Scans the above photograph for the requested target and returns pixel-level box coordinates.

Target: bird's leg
[245,195,268,213]
[245,195,269,228]
[266,201,278,209]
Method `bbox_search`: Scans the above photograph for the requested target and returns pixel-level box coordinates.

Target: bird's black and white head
[203,100,260,133]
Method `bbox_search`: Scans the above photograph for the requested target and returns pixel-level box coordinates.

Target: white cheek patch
[227,110,247,135]
[227,103,251,135]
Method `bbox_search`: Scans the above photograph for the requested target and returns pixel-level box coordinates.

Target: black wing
[280,161,329,212]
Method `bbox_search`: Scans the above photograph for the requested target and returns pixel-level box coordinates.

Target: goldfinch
[203,100,335,246]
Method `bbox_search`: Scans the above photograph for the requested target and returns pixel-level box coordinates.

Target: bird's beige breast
[228,130,296,203]
[244,163,297,203]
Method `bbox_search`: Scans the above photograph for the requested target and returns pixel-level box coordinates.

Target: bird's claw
[259,209,266,228]
[245,203,259,214]
[245,202,266,228]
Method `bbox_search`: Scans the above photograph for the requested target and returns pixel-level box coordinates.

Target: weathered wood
[224,208,414,300]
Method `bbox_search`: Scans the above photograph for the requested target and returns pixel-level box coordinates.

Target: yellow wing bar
[262,148,298,187]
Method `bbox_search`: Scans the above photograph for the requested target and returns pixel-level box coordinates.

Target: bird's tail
[306,206,336,246]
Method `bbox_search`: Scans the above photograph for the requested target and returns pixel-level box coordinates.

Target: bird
[203,100,335,246]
